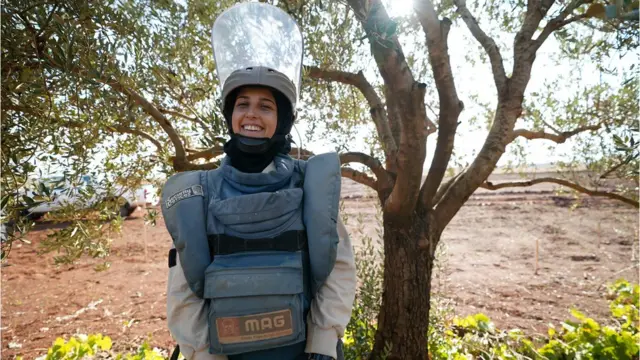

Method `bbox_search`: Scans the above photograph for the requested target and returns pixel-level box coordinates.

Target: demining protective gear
[163,154,355,359]
[163,2,356,360]
[212,1,303,158]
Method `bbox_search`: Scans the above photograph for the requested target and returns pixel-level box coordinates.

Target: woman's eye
[236,102,248,108]
[261,104,273,110]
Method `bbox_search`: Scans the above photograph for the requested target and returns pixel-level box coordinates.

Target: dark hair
[223,86,294,136]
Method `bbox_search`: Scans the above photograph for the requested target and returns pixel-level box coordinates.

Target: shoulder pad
[302,152,341,294]
[161,170,210,298]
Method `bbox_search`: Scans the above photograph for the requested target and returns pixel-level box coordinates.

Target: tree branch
[600,159,633,179]
[108,125,164,153]
[340,151,391,190]
[534,0,585,50]
[432,0,585,228]
[346,0,415,92]
[414,2,460,109]
[346,0,429,219]
[432,169,466,207]
[63,117,165,154]
[284,148,389,191]
[4,104,42,118]
[158,107,220,141]
[433,103,523,228]
[41,51,188,167]
[305,66,397,156]
[560,13,590,27]
[178,143,297,166]
[6,103,166,154]
[414,0,464,209]
[542,119,562,134]
[509,123,601,143]
[159,80,218,135]
[103,79,187,162]
[518,0,553,42]
[452,0,507,95]
[510,1,557,95]
[384,86,402,172]
[341,167,378,191]
[179,146,224,162]
[289,147,315,159]
[158,107,196,121]
[480,177,639,208]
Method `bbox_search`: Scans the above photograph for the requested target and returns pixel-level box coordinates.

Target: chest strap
[208,230,307,256]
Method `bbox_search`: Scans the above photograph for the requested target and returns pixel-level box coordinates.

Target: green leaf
[22,195,35,207]
[570,308,587,321]
[0,195,10,210]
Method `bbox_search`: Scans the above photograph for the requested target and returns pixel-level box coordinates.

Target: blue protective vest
[161,153,341,359]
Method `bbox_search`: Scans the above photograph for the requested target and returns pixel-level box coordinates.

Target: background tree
[2,0,637,358]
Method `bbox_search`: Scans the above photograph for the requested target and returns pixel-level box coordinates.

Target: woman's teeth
[242,125,263,132]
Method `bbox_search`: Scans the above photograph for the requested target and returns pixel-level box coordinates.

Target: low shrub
[25,334,167,360]
[343,234,639,360]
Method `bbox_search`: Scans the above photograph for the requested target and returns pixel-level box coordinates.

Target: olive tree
[2,0,637,358]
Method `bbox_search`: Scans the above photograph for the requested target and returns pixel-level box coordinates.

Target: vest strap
[168,248,177,268]
[208,230,307,256]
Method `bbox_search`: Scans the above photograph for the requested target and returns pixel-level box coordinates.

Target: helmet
[211,2,304,154]
[220,66,297,120]
[211,1,303,117]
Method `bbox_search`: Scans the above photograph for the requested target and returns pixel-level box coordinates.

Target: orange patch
[216,309,294,344]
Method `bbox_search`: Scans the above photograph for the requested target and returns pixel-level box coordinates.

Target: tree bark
[371,213,435,360]
[435,99,523,228]
[305,66,397,158]
[414,1,464,209]
[346,0,428,221]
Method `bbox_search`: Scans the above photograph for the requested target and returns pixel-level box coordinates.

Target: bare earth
[2,173,638,358]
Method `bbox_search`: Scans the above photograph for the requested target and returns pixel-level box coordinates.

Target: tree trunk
[370,214,435,360]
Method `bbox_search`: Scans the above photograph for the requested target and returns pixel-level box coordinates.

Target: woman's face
[231,87,278,138]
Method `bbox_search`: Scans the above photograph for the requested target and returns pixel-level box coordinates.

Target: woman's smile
[231,87,278,138]
[240,123,266,137]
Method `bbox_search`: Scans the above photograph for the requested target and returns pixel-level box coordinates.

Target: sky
[33,0,635,180]
[289,0,634,172]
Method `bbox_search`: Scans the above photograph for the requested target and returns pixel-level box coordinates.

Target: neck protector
[223,133,292,173]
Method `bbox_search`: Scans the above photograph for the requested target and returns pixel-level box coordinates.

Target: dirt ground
[2,174,638,359]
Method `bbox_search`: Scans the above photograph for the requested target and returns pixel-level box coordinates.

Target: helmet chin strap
[233,133,288,154]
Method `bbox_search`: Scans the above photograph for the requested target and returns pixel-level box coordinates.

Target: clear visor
[211,2,304,100]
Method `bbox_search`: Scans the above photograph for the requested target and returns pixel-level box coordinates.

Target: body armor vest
[161,153,341,359]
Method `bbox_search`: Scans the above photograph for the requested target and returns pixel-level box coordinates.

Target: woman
[161,4,356,360]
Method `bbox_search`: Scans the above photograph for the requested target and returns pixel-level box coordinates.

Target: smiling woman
[231,87,279,139]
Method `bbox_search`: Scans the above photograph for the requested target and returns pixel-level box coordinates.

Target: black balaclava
[222,86,294,173]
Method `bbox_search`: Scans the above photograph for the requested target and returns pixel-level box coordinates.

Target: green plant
[114,342,167,360]
[343,210,384,360]
[33,334,168,360]
[343,237,640,360]
[29,277,639,360]
[442,279,640,360]
[144,208,158,227]
[41,334,113,360]
[537,279,639,360]
[608,278,640,333]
